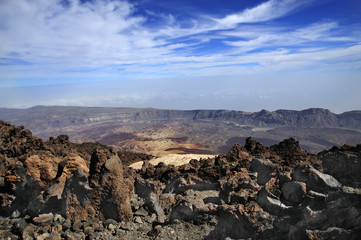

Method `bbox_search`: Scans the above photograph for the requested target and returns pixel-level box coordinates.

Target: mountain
[1,106,361,129]
[1,106,361,154]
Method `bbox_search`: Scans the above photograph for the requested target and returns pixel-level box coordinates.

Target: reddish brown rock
[270,138,321,168]
[219,169,260,204]
[24,153,62,188]
[95,151,133,221]
[63,148,133,222]
[61,168,95,222]
[159,193,176,214]
[244,137,271,158]
[226,143,250,162]
[1,120,361,240]
[33,213,54,226]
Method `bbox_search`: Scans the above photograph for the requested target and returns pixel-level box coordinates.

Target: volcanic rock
[33,213,54,226]
[134,177,165,223]
[250,157,276,185]
[61,168,94,222]
[0,121,133,223]
[281,181,307,204]
[244,137,270,157]
[1,121,361,239]
[206,202,272,239]
[292,164,342,192]
[270,138,308,164]
[226,143,249,162]
[319,144,361,187]
[89,148,133,221]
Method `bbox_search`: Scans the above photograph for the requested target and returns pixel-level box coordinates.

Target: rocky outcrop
[61,150,133,222]
[122,137,360,239]
[0,120,133,223]
[318,144,361,187]
[1,120,361,240]
[225,143,249,162]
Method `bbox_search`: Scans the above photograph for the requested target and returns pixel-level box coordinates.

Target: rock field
[0,120,360,239]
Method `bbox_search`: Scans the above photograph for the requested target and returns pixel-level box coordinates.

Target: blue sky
[0,0,360,112]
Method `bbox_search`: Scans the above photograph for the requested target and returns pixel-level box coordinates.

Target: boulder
[219,169,260,204]
[89,148,133,221]
[206,202,272,239]
[292,164,342,192]
[270,138,307,164]
[33,213,54,226]
[61,168,94,222]
[159,193,176,215]
[281,181,307,204]
[163,176,218,194]
[25,152,89,199]
[134,177,165,223]
[250,157,276,185]
[62,148,133,222]
[288,203,361,240]
[306,227,360,240]
[244,137,270,157]
[319,146,361,187]
[256,188,292,215]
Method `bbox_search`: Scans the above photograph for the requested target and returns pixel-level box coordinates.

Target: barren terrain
[1,120,360,239]
[1,106,361,155]
[129,154,217,169]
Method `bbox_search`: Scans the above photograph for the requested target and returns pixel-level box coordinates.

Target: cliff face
[1,121,361,239]
[1,106,361,130]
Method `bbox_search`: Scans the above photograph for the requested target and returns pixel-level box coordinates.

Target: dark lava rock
[281,181,307,204]
[1,121,361,240]
[319,144,361,187]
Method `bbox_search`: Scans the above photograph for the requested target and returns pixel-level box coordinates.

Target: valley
[1,106,361,155]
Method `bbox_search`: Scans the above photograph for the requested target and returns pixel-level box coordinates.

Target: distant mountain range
[1,106,361,155]
[1,105,361,129]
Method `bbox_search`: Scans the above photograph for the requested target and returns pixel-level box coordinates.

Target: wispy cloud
[222,21,348,53]
[215,0,314,28]
[0,0,360,84]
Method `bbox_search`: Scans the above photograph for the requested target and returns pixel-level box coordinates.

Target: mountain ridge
[1,105,361,130]
[1,105,361,155]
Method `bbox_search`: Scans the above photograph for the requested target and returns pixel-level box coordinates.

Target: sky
[0,0,360,112]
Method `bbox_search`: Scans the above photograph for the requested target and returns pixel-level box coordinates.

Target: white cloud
[0,0,360,84]
[222,21,347,53]
[1,0,153,67]
[215,0,313,28]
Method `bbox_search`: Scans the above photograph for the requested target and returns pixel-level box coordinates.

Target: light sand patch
[129,154,217,170]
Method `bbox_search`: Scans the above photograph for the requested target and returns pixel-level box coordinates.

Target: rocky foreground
[1,120,361,239]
